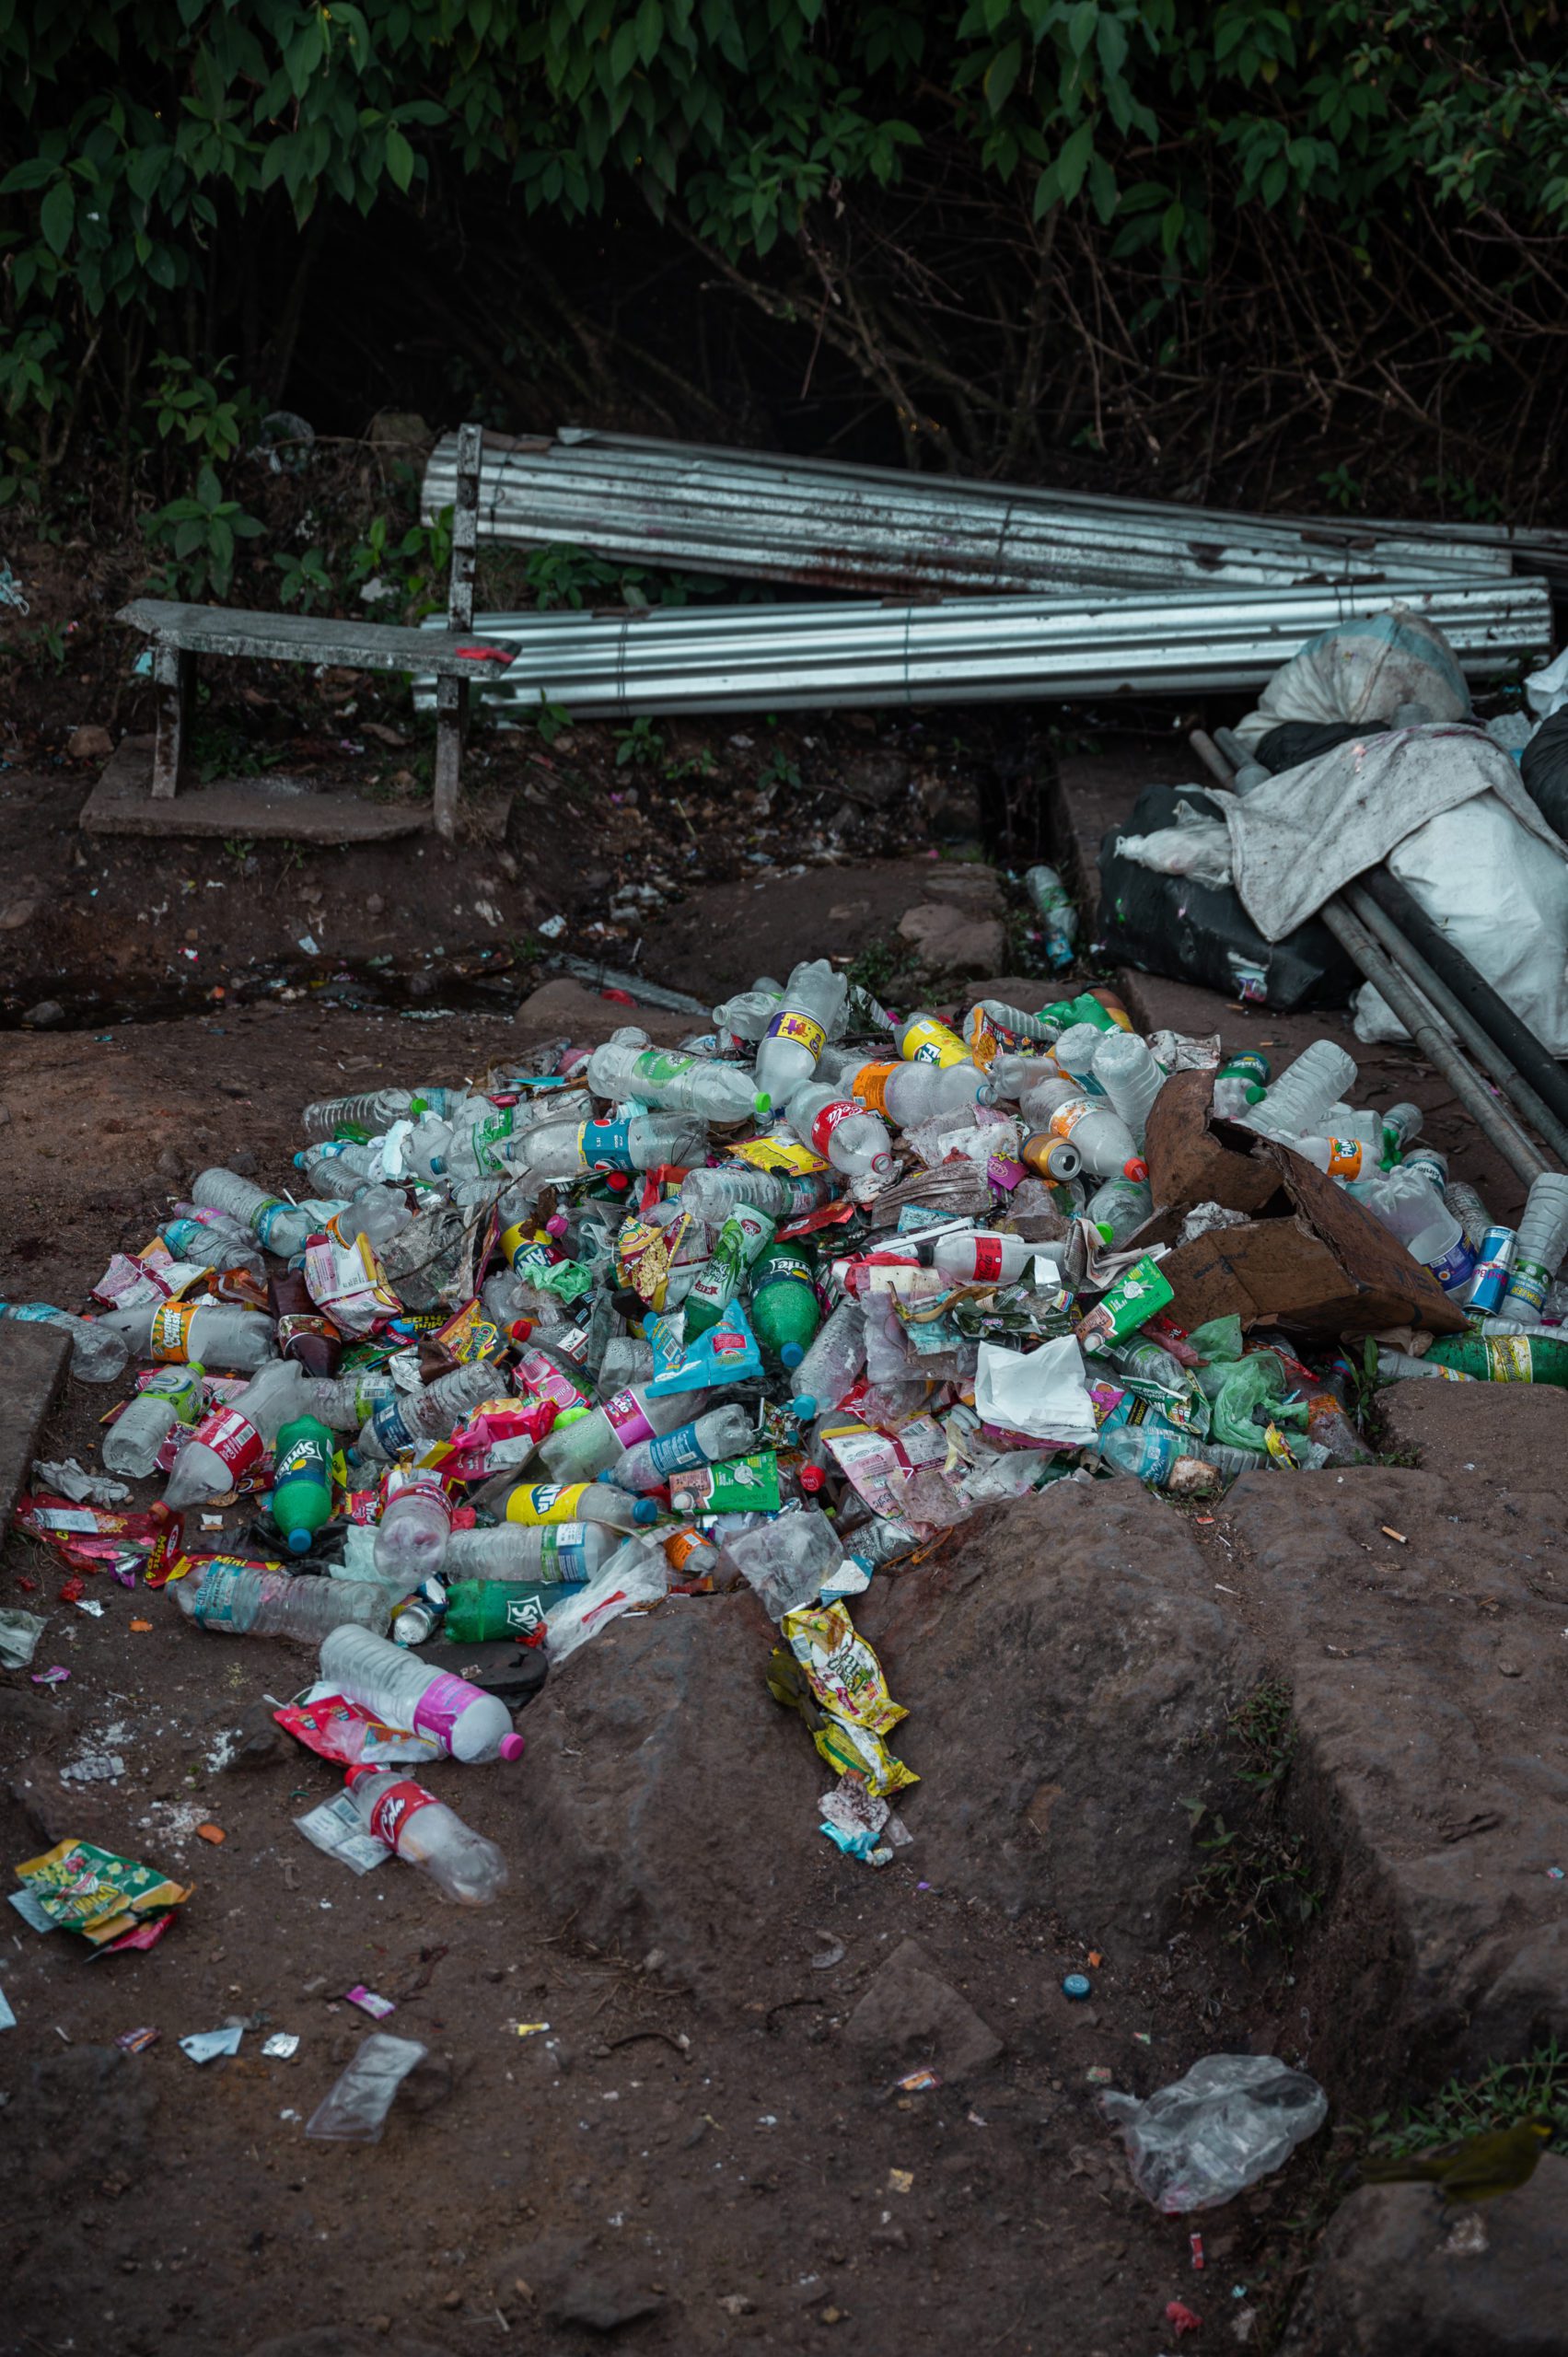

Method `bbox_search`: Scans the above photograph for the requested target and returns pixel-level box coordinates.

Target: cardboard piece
[1158,1140,1469,1342]
[1144,1069,1284,1217]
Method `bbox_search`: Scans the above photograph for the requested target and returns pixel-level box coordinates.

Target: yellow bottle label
[900,1016,968,1068]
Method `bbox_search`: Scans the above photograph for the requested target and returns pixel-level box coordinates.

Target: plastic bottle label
[541,1524,591,1580]
[252,1199,294,1250]
[1324,1138,1362,1178]
[274,1433,331,1486]
[1507,1254,1551,1317]
[194,1409,266,1479]
[971,1237,1005,1282]
[764,1011,826,1058]
[580,1119,633,1172]
[753,1250,815,1295]
[411,1672,479,1747]
[851,1062,897,1115]
[384,1465,448,1513]
[506,1483,587,1524]
[808,1099,860,1155]
[650,1421,706,1474]
[604,1389,655,1447]
[366,1779,441,1852]
[151,1303,199,1363]
[1046,1098,1097,1141]
[190,1565,252,1627]
[1482,1336,1536,1382]
[900,1017,968,1067]
[371,1395,412,1456]
[634,1050,695,1085]
[468,1110,516,1173]
[663,1527,710,1573]
[277,1312,336,1356]
[1425,1234,1478,1295]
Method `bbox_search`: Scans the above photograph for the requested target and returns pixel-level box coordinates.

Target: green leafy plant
[756,745,804,793]
[273,546,334,611]
[141,463,264,599]
[1181,1680,1325,1955]
[145,354,255,468]
[528,693,574,748]
[1361,2043,1568,2163]
[345,506,453,621]
[1318,462,1364,512]
[614,714,667,769]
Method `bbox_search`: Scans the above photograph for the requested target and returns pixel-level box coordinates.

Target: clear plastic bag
[1099,2052,1328,2212]
[543,1538,668,1664]
[305,2031,428,2143]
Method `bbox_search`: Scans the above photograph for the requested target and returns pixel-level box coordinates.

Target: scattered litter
[60,1749,126,1783]
[262,2032,301,2059]
[0,1985,16,2031]
[1380,1527,1408,1544]
[117,2026,160,2053]
[15,1838,192,1945]
[537,914,568,939]
[1190,2232,1205,2270]
[1099,2054,1329,2212]
[31,1666,70,1687]
[180,2024,244,2064]
[887,2167,914,2194]
[512,2021,551,2038]
[306,2030,428,2142]
[0,1609,44,1670]
[1062,1973,1092,2001]
[1167,2302,1203,2339]
[196,1823,226,1844]
[896,2067,942,2091]
[32,1458,133,1506]
[345,1984,397,2018]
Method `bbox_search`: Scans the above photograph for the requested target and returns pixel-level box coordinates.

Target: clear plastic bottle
[302,1368,398,1433]
[1018,1071,1080,1127]
[374,1463,452,1581]
[294,1140,385,1194]
[507,1109,707,1189]
[301,1086,429,1142]
[192,1167,339,1259]
[1498,1171,1568,1325]
[1052,1023,1109,1099]
[503,1480,658,1532]
[893,1011,970,1068]
[345,1768,509,1905]
[0,1302,131,1384]
[357,1361,503,1463]
[788,1299,867,1421]
[99,1300,277,1373]
[932,1231,1034,1284]
[537,1378,717,1484]
[164,1359,310,1507]
[1247,1041,1358,1140]
[1380,1101,1423,1164]
[443,1520,617,1584]
[783,1083,893,1183]
[753,959,846,1102]
[319,1624,525,1762]
[103,1363,205,1476]
[1403,1145,1449,1191]
[587,1031,768,1123]
[712,978,784,1047]
[679,1164,835,1225]
[1085,1177,1155,1246]
[1211,1052,1271,1122]
[1092,1030,1166,1144]
[1023,864,1078,969]
[836,1055,989,1130]
[1359,1167,1477,1295]
[1033,1097,1147,1182]
[608,1402,758,1492]
[1443,1175,1492,1251]
[174,1560,404,1640]
[1098,1423,1184,1485]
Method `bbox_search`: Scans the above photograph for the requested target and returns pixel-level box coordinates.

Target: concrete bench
[115,424,509,839]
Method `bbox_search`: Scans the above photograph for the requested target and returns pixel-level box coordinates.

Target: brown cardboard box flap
[1159,1139,1468,1341]
[1144,1069,1283,1216]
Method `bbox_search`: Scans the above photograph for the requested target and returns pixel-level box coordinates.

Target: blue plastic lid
[632,1499,659,1526]
[287,1528,314,1557]
[781,1341,806,1370]
[1062,1971,1092,2001]
[791,1394,818,1421]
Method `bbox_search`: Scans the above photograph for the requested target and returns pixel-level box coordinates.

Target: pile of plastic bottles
[9,955,1568,1877]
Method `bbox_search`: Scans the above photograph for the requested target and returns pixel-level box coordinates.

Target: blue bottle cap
[287,1528,314,1556]
[781,1341,806,1370]
[791,1394,818,1421]
[632,1499,659,1526]
[1062,1972,1093,2001]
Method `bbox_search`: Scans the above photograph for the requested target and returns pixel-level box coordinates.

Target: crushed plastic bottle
[345,1767,509,1904]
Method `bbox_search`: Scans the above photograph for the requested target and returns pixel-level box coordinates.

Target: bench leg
[151,644,194,798]
[433,674,468,841]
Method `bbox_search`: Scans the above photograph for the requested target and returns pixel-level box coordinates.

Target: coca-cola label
[150,1303,199,1362]
[384,1465,448,1513]
[366,1778,440,1852]
[196,1408,265,1479]
[604,1389,655,1446]
[808,1099,859,1155]
[411,1671,479,1747]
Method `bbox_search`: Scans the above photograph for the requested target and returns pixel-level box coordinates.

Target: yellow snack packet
[811,1715,920,1797]
[782,1600,908,1736]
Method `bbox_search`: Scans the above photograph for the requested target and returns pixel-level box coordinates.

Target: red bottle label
[366,1779,440,1853]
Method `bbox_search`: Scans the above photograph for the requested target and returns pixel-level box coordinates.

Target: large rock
[494,2234,664,2331]
[843,1937,1004,2081]
[1280,2154,1568,2355]
[897,900,1005,977]
[859,1480,1265,1945]
[1218,1455,1568,2080]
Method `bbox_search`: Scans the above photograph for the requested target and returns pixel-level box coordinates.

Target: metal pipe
[1355,866,1568,1137]
[1314,900,1548,1185]
[1341,884,1568,1167]
[413,578,1551,719]
[426,426,1516,598]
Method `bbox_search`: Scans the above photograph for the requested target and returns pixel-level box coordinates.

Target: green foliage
[145,354,255,468]
[614,714,666,768]
[522,542,715,612]
[1182,1679,1324,1955]
[140,460,265,598]
[756,745,804,793]
[273,544,334,610]
[1364,2042,1568,2162]
[344,505,453,619]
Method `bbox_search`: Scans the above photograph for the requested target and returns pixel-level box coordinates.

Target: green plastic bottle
[270,1413,335,1555]
[749,1238,821,1371]
[1425,1332,1568,1387]
[444,1579,556,1644]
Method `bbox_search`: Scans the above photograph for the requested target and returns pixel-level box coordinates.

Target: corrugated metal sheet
[423,426,1514,599]
[414,576,1551,719]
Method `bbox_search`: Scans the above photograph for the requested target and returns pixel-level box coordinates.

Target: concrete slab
[80,738,430,842]
[0,1319,71,1535]
[1047,734,1183,919]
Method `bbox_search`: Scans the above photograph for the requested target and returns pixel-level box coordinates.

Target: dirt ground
[0,704,1551,2357]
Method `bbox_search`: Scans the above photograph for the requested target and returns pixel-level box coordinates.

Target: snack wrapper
[668,1450,780,1515]
[305,1230,401,1338]
[1074,1255,1175,1353]
[433,1298,504,1364]
[16,1838,192,1945]
[782,1601,908,1736]
[810,1714,919,1797]
[273,1689,442,1769]
[616,1213,695,1311]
